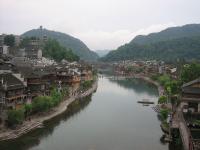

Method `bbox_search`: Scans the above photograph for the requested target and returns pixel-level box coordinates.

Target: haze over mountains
[22,28,99,61]
[95,50,111,57]
[102,24,200,62]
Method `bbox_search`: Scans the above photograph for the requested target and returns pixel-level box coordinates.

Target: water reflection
[0,96,93,150]
[109,78,158,95]
[0,78,183,150]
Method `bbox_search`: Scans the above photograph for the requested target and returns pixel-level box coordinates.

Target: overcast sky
[1,0,200,50]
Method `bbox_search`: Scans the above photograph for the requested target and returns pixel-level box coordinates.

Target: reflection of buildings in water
[109,78,158,96]
[0,95,92,150]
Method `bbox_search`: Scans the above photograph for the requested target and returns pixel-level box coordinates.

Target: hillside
[132,24,200,45]
[101,24,200,62]
[22,28,99,61]
[101,36,200,62]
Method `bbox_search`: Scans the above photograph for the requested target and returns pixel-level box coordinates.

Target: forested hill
[22,28,99,61]
[101,36,200,62]
[132,24,200,45]
[101,24,200,62]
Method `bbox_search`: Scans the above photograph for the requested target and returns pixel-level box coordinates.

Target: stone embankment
[0,81,98,141]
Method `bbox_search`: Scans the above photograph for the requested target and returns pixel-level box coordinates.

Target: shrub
[158,75,171,86]
[160,109,170,121]
[7,108,25,126]
[81,80,93,90]
[151,74,159,81]
[51,88,62,106]
[32,96,53,113]
[158,95,167,104]
[24,104,33,116]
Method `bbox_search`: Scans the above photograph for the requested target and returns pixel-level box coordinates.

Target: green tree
[158,75,171,86]
[80,80,93,90]
[24,104,33,116]
[50,88,62,106]
[7,108,25,126]
[158,95,167,104]
[19,37,31,48]
[43,39,79,62]
[4,35,15,47]
[160,109,169,121]
[32,96,53,113]
[180,62,200,83]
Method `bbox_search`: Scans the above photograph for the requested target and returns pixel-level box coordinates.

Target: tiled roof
[0,73,25,91]
[182,87,200,94]
[182,77,200,88]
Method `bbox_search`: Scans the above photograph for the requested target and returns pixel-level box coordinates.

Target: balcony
[7,94,26,101]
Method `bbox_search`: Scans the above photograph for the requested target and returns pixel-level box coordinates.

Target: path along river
[0,77,180,150]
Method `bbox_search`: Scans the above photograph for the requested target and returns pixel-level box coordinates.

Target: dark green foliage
[160,109,169,121]
[132,24,200,45]
[61,87,69,97]
[19,37,39,48]
[32,96,53,113]
[24,104,32,116]
[43,39,79,62]
[50,88,62,106]
[158,95,167,104]
[80,80,93,90]
[7,108,25,126]
[180,62,200,83]
[164,80,179,95]
[19,37,31,48]
[155,75,180,95]
[22,28,99,61]
[101,36,200,62]
[24,87,69,116]
[157,75,171,86]
[151,74,160,81]
[4,35,15,47]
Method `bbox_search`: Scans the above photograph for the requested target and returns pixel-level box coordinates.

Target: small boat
[137,99,154,104]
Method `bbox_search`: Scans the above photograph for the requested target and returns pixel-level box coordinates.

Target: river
[0,77,178,150]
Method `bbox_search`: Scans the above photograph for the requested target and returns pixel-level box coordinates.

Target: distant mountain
[95,50,111,57]
[101,24,200,62]
[22,28,99,61]
[132,24,200,45]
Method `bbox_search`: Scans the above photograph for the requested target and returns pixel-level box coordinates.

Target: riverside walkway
[171,103,198,150]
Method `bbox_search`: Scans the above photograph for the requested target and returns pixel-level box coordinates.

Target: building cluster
[0,33,94,124]
[0,34,43,60]
[177,78,200,149]
[112,60,178,79]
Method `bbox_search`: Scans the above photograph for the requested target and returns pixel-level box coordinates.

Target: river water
[0,77,177,150]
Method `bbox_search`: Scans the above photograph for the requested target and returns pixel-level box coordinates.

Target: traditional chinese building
[182,78,200,113]
[0,73,26,111]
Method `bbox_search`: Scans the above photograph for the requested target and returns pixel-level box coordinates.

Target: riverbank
[0,81,98,141]
[133,75,164,96]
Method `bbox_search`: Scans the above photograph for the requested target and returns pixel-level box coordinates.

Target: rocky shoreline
[0,81,98,141]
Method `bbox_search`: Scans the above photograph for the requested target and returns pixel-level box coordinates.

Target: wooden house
[182,78,200,113]
[0,73,26,110]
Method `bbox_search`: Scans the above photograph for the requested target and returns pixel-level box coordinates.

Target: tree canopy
[4,35,15,47]
[43,39,79,62]
[101,36,200,62]
[180,62,200,83]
